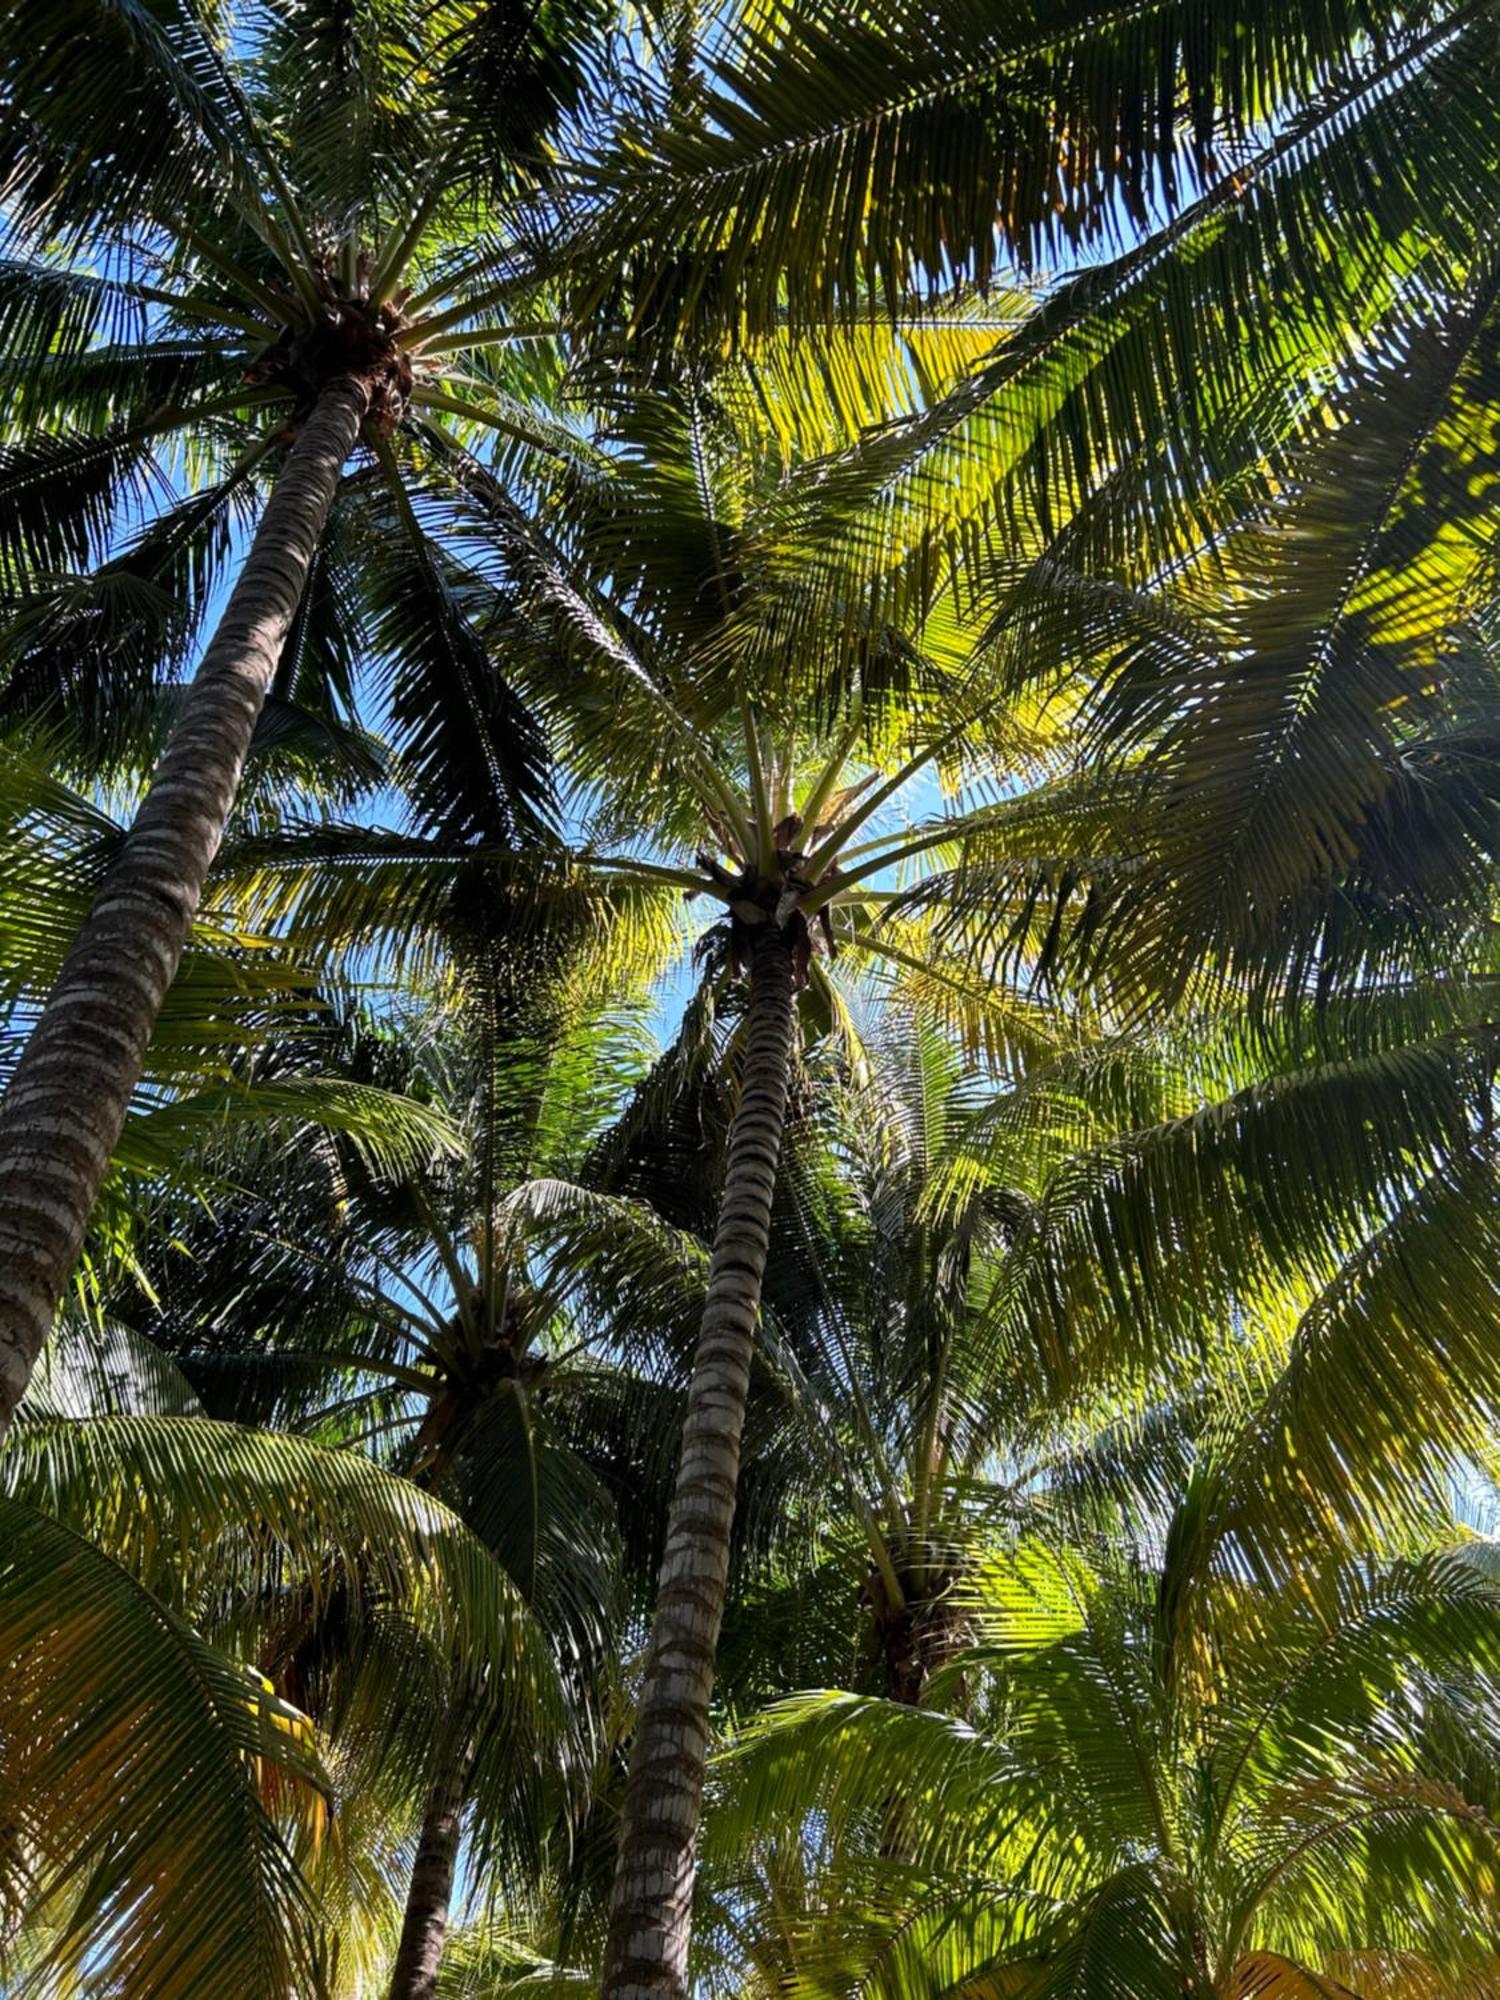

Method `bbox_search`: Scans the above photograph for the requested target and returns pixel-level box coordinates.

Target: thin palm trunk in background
[0,375,370,1438]
[387,1748,468,2000]
[600,924,797,2000]
[387,1428,476,2000]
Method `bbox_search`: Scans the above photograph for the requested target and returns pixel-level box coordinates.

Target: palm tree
[566,0,1500,999]
[706,1457,1500,1999]
[702,1009,1075,1714]
[0,0,611,1433]
[200,320,1142,1991]
[101,857,688,1997]
[393,364,1150,2000]
[553,0,1500,1752]
[538,964,1500,1993]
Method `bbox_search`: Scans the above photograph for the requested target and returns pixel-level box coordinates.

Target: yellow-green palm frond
[0,1416,560,1737]
[0,1495,329,1998]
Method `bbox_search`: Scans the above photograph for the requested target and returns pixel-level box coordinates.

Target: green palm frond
[509,1177,711,1373]
[1204,1146,1500,1582]
[361,461,552,841]
[0,422,178,584]
[26,1313,203,1419]
[705,1532,1500,2000]
[580,0,1468,327]
[0,256,151,399]
[1079,292,1500,1000]
[0,1415,559,1733]
[1022,1868,1187,2000]
[112,1074,461,1184]
[0,1495,328,1998]
[961,994,1492,1395]
[0,0,281,246]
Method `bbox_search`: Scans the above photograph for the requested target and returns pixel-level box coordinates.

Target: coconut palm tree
[195,309,1154,1991]
[5,1094,619,1996]
[695,1009,1075,1715]
[667,969,1500,1736]
[0,0,618,1435]
[0,780,552,2000]
[97,838,699,1997]
[565,0,1500,1008]
[389,360,1166,2000]
[530,962,1500,1994]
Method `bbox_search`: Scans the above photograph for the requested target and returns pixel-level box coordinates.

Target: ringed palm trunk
[387,1426,473,2000]
[387,1744,467,2000]
[0,374,370,1437]
[601,922,797,2000]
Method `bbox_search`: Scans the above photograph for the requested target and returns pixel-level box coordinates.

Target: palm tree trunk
[0,375,370,1438]
[600,923,797,2000]
[387,1748,466,2000]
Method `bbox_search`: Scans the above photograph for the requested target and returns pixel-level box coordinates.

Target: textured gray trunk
[0,376,369,1436]
[387,1752,466,2000]
[600,925,797,2000]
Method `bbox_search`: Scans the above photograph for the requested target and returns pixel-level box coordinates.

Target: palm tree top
[0,0,607,611]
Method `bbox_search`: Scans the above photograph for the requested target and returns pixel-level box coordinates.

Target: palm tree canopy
[7,1,1500,1993]
[704,1460,1500,1999]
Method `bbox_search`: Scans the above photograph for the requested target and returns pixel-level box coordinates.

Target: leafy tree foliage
[4,0,1500,1996]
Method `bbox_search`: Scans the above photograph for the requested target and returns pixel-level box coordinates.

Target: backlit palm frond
[0,256,150,406]
[587,0,1500,621]
[27,1311,203,1419]
[112,1073,461,1190]
[0,1495,328,1999]
[722,306,1021,472]
[580,0,1461,329]
[1,1415,560,1735]
[973,997,1492,1409]
[223,821,686,1006]
[509,1176,710,1380]
[1199,1144,1500,1588]
[1083,287,1500,1003]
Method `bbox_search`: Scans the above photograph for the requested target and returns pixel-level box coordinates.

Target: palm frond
[0,1495,326,1998]
[1,1416,559,1732]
